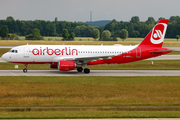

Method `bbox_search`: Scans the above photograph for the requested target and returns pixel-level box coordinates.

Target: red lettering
[69,47,71,55]
[43,48,46,55]
[40,47,42,55]
[65,47,68,55]
[32,48,39,55]
[32,47,78,56]
[62,47,68,55]
[72,49,78,55]
[62,48,65,55]
[55,49,61,55]
[47,47,53,55]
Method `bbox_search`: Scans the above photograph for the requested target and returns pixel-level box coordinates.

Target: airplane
[2,19,171,74]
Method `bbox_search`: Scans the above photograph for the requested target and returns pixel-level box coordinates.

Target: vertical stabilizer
[138,19,169,48]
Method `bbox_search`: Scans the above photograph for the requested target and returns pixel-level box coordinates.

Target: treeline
[0,16,87,37]
[0,16,180,38]
[104,16,180,38]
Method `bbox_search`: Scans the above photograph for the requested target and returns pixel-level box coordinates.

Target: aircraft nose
[2,53,8,61]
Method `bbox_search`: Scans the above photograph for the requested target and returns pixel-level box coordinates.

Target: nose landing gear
[23,64,28,73]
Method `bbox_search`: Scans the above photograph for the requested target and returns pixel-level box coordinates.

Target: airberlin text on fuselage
[32,47,78,56]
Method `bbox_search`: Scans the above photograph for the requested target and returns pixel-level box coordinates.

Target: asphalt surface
[166,46,180,51]
[0,58,6,62]
[147,55,180,60]
[0,70,180,76]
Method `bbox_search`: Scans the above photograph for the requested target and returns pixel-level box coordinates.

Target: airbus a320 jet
[2,19,171,74]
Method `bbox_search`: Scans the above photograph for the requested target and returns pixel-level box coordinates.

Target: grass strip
[0,76,180,118]
[0,76,180,107]
[0,111,180,119]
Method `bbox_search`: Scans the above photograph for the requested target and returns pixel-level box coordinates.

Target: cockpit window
[9,50,18,53]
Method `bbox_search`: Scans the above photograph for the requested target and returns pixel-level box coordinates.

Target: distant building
[90,11,92,22]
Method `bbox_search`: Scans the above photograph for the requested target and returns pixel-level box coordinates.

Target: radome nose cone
[2,53,7,61]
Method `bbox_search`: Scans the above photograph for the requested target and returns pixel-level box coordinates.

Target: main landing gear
[77,67,83,72]
[23,64,28,73]
[83,63,90,74]
[77,67,90,74]
[77,63,90,74]
[84,68,90,74]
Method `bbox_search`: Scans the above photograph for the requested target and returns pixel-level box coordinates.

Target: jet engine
[58,60,76,71]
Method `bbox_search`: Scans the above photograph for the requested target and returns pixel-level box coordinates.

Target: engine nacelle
[58,60,76,71]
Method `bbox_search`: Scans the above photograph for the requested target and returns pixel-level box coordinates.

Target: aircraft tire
[77,67,83,72]
[23,69,27,73]
[84,68,90,74]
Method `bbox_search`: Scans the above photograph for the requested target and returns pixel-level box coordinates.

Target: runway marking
[10,72,17,76]
[22,73,29,76]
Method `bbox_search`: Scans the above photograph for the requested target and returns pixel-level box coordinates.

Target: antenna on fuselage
[101,43,103,46]
[27,43,29,45]
[63,43,65,45]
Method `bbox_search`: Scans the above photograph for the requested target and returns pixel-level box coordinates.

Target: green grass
[0,48,10,57]
[0,111,180,119]
[0,76,180,107]
[0,76,180,118]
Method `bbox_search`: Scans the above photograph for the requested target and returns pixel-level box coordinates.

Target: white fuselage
[2,44,137,63]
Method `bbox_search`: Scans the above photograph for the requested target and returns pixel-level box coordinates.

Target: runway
[0,70,180,76]
[0,58,6,62]
[0,45,16,48]
[146,55,180,60]
[166,46,180,51]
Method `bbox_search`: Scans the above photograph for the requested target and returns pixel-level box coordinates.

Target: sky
[0,0,180,22]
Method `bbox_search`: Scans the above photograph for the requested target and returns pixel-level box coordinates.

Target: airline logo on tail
[150,23,167,44]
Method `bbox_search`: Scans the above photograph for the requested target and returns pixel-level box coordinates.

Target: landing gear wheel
[77,67,83,72]
[23,69,27,73]
[23,64,28,73]
[84,68,90,74]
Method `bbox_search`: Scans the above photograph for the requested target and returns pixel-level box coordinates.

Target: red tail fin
[138,19,169,48]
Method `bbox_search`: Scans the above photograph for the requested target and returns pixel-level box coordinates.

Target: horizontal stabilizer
[150,49,172,53]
